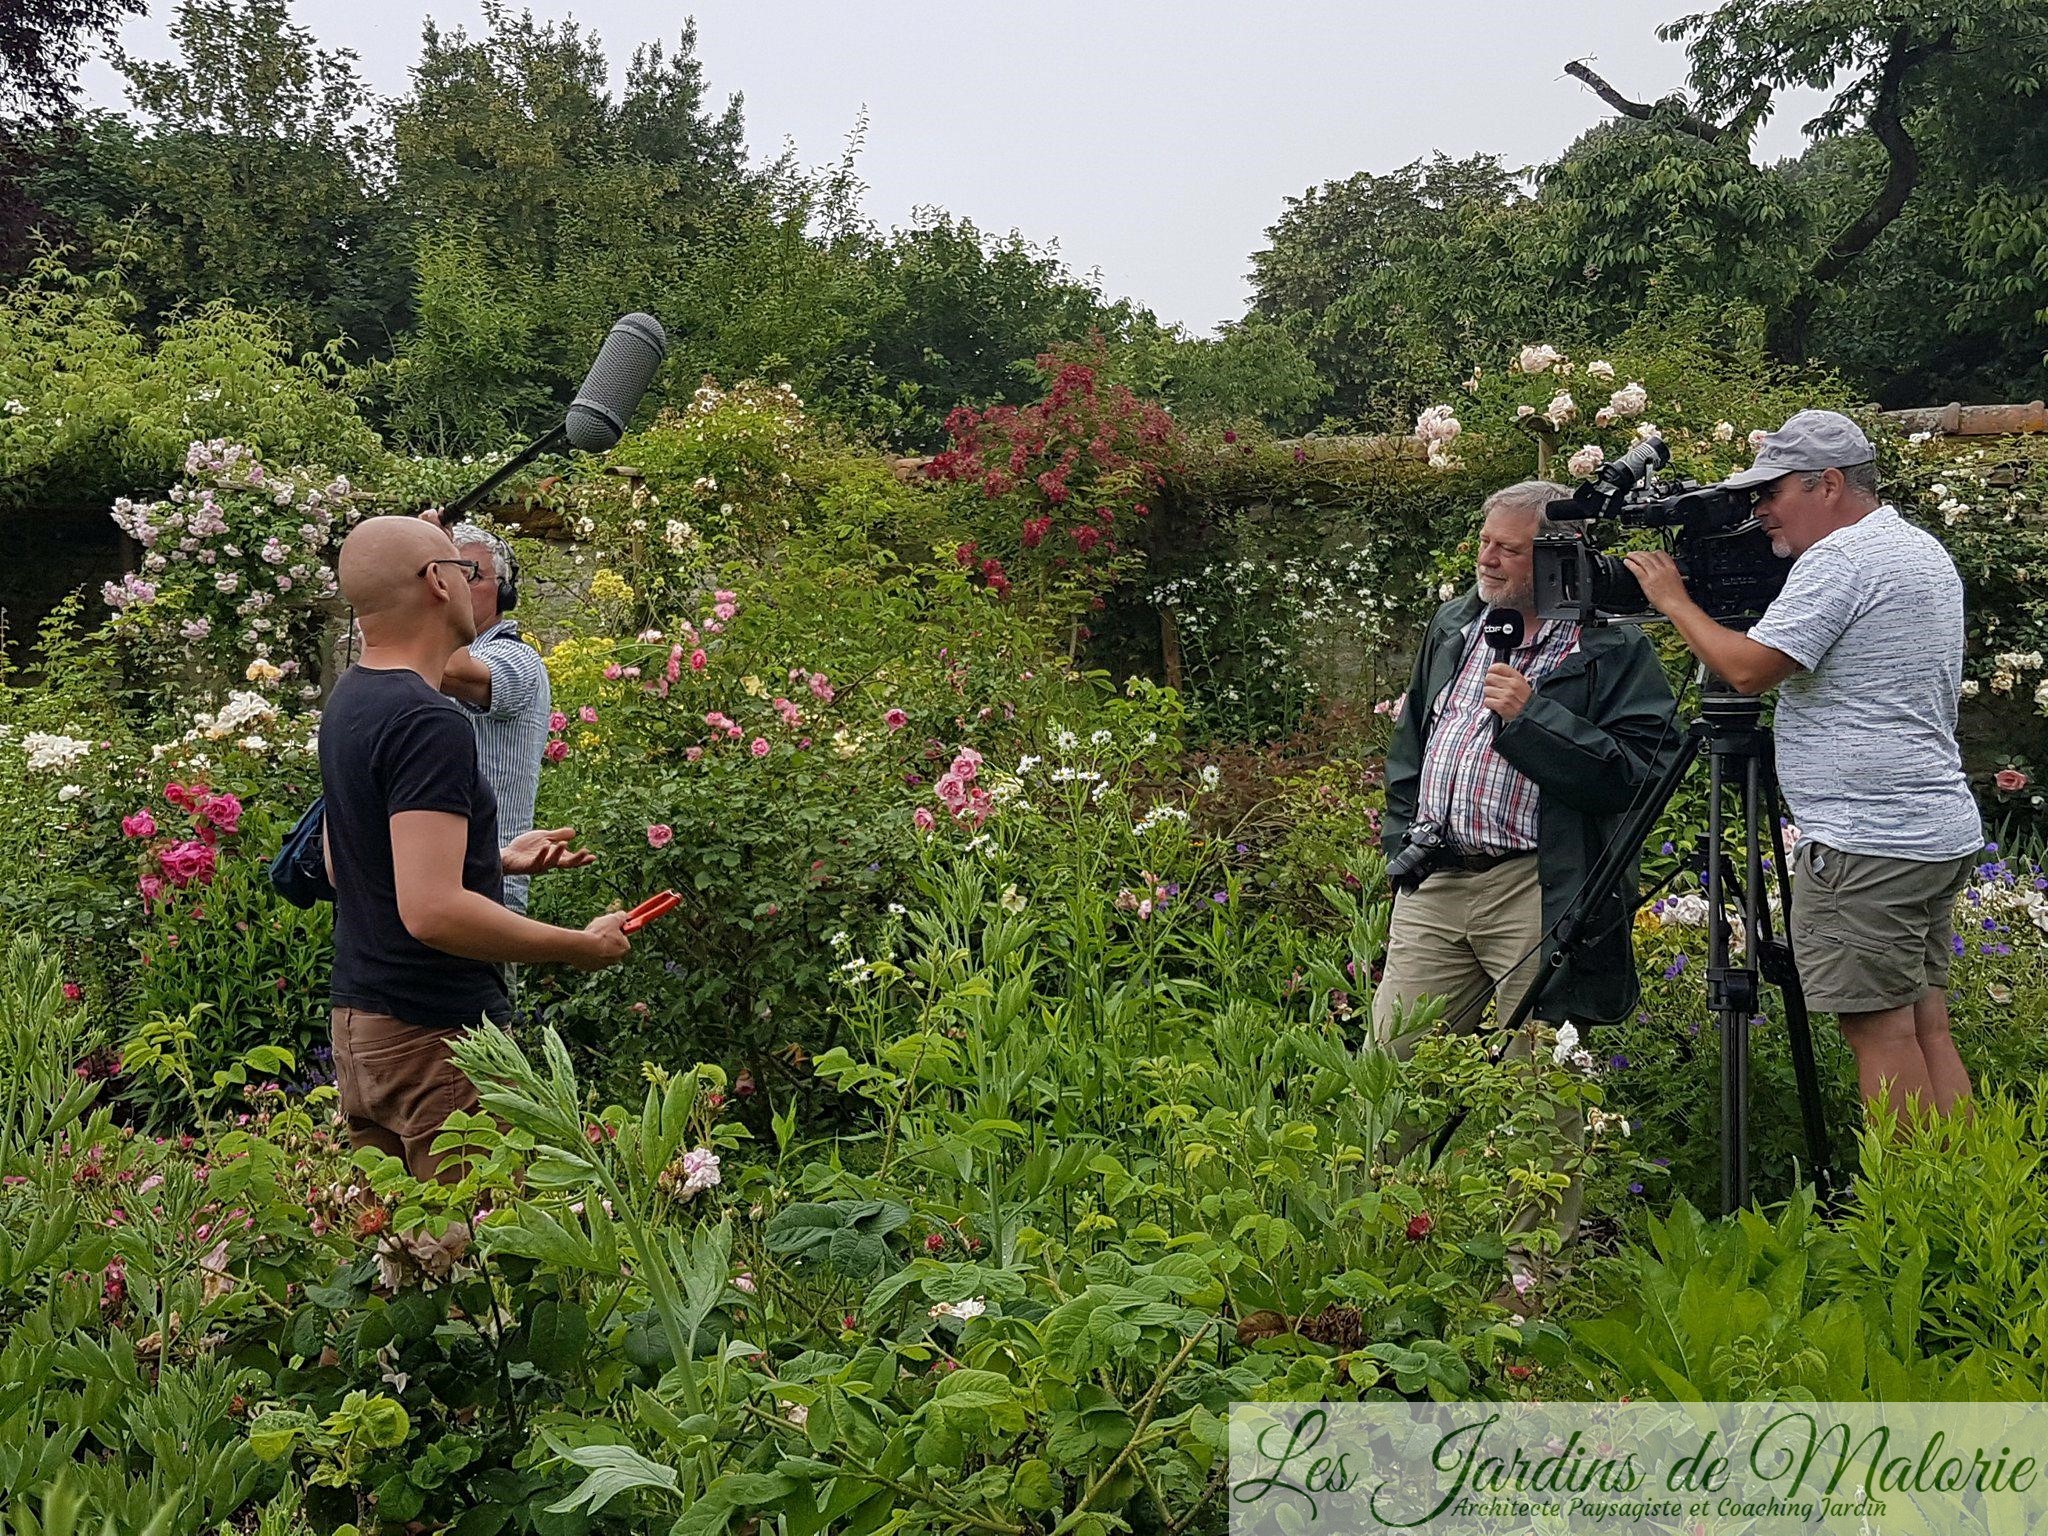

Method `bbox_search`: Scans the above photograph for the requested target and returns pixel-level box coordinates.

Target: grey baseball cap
[1722,409,1876,490]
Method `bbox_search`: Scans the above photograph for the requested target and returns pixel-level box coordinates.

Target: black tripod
[1448,672,1834,1213]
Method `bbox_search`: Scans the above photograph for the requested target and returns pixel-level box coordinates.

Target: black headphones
[496,539,520,614]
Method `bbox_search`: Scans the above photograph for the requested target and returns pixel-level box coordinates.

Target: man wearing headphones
[438,521,554,914]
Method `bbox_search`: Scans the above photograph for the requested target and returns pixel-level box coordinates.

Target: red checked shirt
[1416,617,1582,854]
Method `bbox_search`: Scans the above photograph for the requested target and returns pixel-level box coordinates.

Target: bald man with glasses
[320,517,629,1179]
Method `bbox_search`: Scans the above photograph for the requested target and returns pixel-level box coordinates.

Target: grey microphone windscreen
[564,313,668,452]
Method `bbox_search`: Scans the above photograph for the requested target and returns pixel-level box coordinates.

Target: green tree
[92,0,404,357]
[386,3,745,445]
[0,0,144,125]
[855,213,1112,445]
[1248,153,1549,423]
[1588,0,2048,376]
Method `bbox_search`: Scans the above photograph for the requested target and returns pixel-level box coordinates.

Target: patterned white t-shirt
[1747,505,1982,861]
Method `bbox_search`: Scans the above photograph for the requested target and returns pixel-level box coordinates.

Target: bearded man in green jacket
[1374,479,1679,1295]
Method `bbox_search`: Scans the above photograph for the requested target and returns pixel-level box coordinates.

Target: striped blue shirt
[463,619,552,912]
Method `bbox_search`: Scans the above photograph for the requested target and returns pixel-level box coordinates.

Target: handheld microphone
[565,313,669,452]
[1481,607,1525,658]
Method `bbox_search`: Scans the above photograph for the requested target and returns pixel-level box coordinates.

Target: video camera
[1532,436,1791,626]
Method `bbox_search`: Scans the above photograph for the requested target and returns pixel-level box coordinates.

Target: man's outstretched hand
[502,827,598,877]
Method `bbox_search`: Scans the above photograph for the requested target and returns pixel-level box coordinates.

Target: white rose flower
[1748,429,1770,453]
[1517,344,1562,375]
[1608,382,1649,418]
[1415,404,1462,444]
[57,784,85,803]
[1713,421,1735,443]
[1566,444,1605,479]
[1551,1021,1580,1065]
[1586,361,1615,382]
[1961,679,1980,698]
[1544,391,1577,427]
[22,733,93,772]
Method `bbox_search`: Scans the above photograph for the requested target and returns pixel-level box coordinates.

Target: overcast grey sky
[79,2,1832,334]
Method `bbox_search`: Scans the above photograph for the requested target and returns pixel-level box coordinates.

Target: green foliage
[98,0,404,359]
[1250,153,1542,425]
[1578,1091,2048,1400]
[0,252,381,504]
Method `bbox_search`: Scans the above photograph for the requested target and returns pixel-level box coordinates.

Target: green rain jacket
[1380,589,1681,1025]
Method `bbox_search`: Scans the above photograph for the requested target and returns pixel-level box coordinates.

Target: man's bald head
[339,516,476,644]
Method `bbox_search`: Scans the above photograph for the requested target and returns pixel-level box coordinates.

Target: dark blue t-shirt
[321,665,509,1028]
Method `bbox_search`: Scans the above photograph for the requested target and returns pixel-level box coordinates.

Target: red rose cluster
[124,781,243,908]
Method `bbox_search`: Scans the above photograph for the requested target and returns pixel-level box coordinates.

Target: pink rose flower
[807,672,834,703]
[159,840,217,888]
[713,601,737,622]
[750,737,770,758]
[884,708,908,731]
[690,649,707,672]
[603,663,623,680]
[62,982,82,1001]
[196,791,241,835]
[579,705,598,724]
[1996,767,2029,793]
[549,711,569,732]
[623,665,641,679]
[122,810,158,839]
[138,874,164,905]
[544,740,569,763]
[685,747,704,762]
[647,824,674,849]
[913,807,936,832]
[666,645,683,684]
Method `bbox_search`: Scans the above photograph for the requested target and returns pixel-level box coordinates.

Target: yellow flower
[588,569,635,606]
[741,674,766,698]
[244,658,283,685]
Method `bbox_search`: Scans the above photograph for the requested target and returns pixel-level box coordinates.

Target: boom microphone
[565,313,669,452]
[439,312,669,521]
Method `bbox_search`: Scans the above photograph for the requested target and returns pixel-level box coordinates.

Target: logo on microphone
[1481,607,1525,656]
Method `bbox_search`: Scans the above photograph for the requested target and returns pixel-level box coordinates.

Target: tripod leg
[1760,762,1835,1193]
[1709,750,1750,1215]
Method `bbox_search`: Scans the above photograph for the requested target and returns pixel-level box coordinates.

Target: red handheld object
[622,890,681,934]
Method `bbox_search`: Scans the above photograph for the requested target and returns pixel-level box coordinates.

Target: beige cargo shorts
[1789,840,1976,1014]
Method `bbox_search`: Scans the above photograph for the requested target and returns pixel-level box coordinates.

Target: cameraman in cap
[1376,481,1679,1287]
[1624,410,1983,1125]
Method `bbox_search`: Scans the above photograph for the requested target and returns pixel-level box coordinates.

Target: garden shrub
[0,252,381,509]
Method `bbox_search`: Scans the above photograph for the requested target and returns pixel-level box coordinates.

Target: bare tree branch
[1564,59,1742,145]
[1772,25,1958,358]
[1722,84,1775,145]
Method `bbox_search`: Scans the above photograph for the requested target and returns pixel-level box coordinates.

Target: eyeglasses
[418,558,484,584]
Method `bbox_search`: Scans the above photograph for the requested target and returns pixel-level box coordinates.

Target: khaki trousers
[1369,856,1584,1248]
[331,1007,482,1183]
